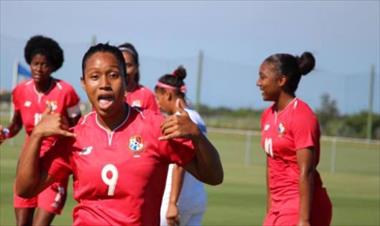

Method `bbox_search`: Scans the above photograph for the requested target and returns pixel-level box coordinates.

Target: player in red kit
[257,52,332,226]
[0,35,81,226]
[15,43,223,226]
[118,42,159,112]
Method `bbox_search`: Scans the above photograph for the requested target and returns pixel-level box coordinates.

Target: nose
[99,75,111,89]
[256,78,261,87]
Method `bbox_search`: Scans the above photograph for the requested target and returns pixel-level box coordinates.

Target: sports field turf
[1,131,379,225]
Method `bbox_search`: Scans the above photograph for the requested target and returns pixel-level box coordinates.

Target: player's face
[30,53,53,85]
[256,62,283,101]
[122,51,138,86]
[82,52,126,117]
[155,89,172,114]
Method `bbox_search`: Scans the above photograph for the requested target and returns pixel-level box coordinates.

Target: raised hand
[159,99,200,141]
[32,106,75,138]
[0,125,9,145]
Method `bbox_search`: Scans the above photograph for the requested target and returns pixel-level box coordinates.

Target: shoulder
[138,85,155,96]
[132,107,164,124]
[292,99,317,119]
[74,111,96,130]
[13,79,33,92]
[54,79,77,93]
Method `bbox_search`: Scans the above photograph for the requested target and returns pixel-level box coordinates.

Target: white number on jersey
[101,164,119,196]
[264,138,274,157]
[34,113,42,126]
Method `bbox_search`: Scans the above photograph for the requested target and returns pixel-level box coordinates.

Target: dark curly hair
[24,35,64,72]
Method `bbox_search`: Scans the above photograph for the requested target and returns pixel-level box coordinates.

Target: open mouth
[98,94,114,110]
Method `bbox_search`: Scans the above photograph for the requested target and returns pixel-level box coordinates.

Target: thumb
[175,98,186,115]
[42,105,53,116]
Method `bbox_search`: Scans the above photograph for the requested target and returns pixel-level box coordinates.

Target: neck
[97,104,129,132]
[275,93,295,111]
[127,81,138,92]
[35,77,52,93]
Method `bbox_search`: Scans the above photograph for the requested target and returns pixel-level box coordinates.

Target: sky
[1,1,379,114]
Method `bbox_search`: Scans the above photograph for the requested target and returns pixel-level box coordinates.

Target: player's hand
[32,106,75,138]
[0,125,8,145]
[166,202,180,226]
[159,99,200,141]
[297,220,311,226]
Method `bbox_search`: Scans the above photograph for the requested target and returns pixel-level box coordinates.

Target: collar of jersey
[95,104,131,134]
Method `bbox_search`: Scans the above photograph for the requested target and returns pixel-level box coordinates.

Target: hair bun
[297,52,315,76]
[173,65,187,80]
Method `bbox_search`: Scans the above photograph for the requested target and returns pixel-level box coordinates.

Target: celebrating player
[155,66,207,226]
[257,52,332,226]
[15,43,223,226]
[0,35,81,226]
[118,42,159,112]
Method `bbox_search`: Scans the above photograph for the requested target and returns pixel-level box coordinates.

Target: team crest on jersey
[278,122,286,136]
[24,101,32,107]
[46,100,58,111]
[129,135,144,156]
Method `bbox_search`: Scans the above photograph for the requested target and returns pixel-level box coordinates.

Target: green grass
[0,131,379,225]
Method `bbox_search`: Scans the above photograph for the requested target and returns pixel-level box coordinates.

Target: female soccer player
[155,66,207,226]
[256,52,332,226]
[0,35,81,226]
[118,42,159,112]
[15,43,223,226]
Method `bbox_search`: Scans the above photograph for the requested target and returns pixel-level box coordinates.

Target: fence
[208,127,380,175]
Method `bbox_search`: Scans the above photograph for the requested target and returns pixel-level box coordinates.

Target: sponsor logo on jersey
[24,101,32,107]
[79,146,93,155]
[129,135,144,157]
[46,100,58,111]
[278,122,286,136]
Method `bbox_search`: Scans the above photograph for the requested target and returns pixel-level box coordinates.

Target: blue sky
[1,1,379,114]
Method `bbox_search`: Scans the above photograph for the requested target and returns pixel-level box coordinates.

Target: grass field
[0,131,379,225]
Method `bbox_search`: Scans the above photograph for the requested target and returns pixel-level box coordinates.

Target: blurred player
[15,43,223,225]
[155,66,207,226]
[257,52,332,226]
[118,42,159,112]
[0,35,81,226]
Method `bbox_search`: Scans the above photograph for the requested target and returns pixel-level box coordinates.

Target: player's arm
[0,110,23,145]
[297,147,315,226]
[159,100,223,186]
[166,164,185,226]
[266,157,271,213]
[15,107,75,198]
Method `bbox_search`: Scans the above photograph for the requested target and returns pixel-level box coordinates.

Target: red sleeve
[41,139,73,181]
[12,86,21,111]
[65,85,80,108]
[291,109,320,151]
[159,138,196,166]
[145,94,159,113]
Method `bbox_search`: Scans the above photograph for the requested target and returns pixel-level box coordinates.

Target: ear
[80,77,86,90]
[166,90,173,101]
[277,75,287,88]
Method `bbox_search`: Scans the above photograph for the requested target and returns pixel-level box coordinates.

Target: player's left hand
[166,202,180,226]
[159,99,200,141]
[297,220,311,226]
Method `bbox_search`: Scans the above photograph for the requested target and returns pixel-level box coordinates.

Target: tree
[316,93,340,131]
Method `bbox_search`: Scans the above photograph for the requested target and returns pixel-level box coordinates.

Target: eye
[109,71,120,79]
[89,73,99,80]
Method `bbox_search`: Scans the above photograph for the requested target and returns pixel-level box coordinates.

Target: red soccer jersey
[260,98,323,208]
[12,79,80,154]
[125,85,159,112]
[42,107,195,226]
